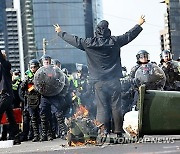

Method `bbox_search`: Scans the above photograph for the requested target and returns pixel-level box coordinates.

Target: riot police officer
[129,50,150,108]
[38,55,67,140]
[52,59,61,69]
[159,50,180,90]
[21,59,41,142]
[132,50,166,90]
[130,50,166,107]
[39,54,51,67]
[70,64,90,114]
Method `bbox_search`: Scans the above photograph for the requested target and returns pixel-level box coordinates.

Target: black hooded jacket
[58,21,143,81]
[0,51,13,96]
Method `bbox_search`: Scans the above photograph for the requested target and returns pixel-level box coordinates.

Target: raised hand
[53,24,61,33]
[138,15,145,26]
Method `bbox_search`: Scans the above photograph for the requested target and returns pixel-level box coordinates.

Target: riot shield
[34,65,65,96]
[135,63,166,90]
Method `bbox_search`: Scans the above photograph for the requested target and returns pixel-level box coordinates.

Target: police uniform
[160,60,180,90]
[21,60,41,142]
[159,50,180,91]
[12,74,21,108]
[35,62,67,140]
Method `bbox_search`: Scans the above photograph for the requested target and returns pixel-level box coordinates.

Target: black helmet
[40,54,51,63]
[52,59,61,68]
[13,69,21,76]
[76,63,83,72]
[62,68,68,75]
[136,50,150,64]
[29,59,40,68]
[160,50,172,61]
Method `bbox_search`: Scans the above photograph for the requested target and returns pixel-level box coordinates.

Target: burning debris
[66,105,102,146]
[73,105,89,118]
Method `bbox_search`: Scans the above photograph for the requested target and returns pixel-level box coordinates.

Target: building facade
[6,8,20,69]
[169,0,180,59]
[0,0,6,50]
[160,0,180,60]
[20,0,36,69]
[0,0,24,72]
[20,0,103,71]
[0,0,13,53]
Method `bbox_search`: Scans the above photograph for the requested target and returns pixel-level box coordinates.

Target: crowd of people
[0,51,95,144]
[1,15,180,145]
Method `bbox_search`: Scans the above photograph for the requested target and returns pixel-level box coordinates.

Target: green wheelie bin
[138,85,180,137]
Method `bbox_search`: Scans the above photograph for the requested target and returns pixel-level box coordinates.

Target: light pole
[13,0,25,80]
[42,38,48,55]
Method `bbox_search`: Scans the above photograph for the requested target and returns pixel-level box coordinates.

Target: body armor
[160,60,180,90]
[25,70,40,108]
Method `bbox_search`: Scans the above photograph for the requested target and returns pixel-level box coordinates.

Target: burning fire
[73,105,89,118]
[70,140,97,146]
[67,105,99,146]
[70,141,85,146]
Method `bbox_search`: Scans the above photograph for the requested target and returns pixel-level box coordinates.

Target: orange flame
[71,141,85,146]
[70,140,97,146]
[68,105,98,146]
[74,105,88,118]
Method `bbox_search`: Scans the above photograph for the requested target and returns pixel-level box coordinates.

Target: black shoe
[52,132,56,139]
[0,136,7,141]
[13,136,21,145]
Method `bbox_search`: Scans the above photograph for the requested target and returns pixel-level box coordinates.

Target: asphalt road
[0,135,180,154]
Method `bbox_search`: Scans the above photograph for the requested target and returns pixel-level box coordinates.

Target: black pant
[0,93,19,137]
[95,79,123,134]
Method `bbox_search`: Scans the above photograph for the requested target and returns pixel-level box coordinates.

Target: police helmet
[160,50,172,61]
[136,50,150,64]
[13,69,21,76]
[76,63,83,72]
[52,59,61,68]
[29,59,40,68]
[40,54,51,63]
[62,68,68,75]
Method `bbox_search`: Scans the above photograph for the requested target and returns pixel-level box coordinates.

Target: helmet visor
[161,52,171,59]
[139,53,149,60]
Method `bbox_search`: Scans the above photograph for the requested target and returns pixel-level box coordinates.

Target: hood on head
[95,20,111,38]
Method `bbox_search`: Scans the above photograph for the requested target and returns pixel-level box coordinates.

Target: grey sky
[102,0,166,72]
